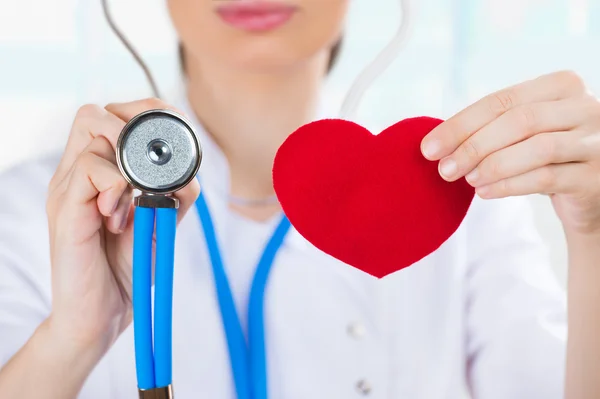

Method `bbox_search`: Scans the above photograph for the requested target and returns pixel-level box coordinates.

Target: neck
[185,54,327,218]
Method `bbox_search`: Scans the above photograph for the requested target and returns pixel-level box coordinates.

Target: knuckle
[459,139,481,161]
[75,151,96,172]
[141,97,165,110]
[537,167,556,190]
[115,174,129,191]
[584,96,600,120]
[86,136,116,162]
[495,179,510,196]
[556,70,586,93]
[75,103,103,120]
[571,134,590,161]
[90,134,113,151]
[484,158,502,179]
[488,89,518,115]
[516,105,537,133]
[534,133,558,162]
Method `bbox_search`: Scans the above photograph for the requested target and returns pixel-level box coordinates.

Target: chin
[233,55,298,73]
[227,40,325,73]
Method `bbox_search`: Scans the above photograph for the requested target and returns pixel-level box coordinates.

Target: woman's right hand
[45,98,200,354]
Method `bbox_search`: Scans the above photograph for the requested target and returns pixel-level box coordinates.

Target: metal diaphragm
[116,109,202,194]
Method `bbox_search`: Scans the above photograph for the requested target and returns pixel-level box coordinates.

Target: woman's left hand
[421,70,600,237]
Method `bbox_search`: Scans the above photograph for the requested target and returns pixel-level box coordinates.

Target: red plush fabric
[272,117,475,278]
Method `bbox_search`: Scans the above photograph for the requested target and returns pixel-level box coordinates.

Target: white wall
[2,0,599,285]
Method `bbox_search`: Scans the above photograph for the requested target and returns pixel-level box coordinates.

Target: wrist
[41,316,110,372]
[0,318,110,399]
[565,230,600,297]
[565,228,600,249]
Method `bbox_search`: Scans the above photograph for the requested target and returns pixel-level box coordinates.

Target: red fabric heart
[273,117,475,278]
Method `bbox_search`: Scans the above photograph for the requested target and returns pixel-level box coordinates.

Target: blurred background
[2,0,600,284]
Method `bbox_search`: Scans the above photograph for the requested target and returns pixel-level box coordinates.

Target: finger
[476,162,595,199]
[173,179,201,225]
[422,70,587,160]
[49,135,119,214]
[63,137,129,220]
[106,185,134,234]
[52,105,125,191]
[105,98,184,123]
[50,127,119,200]
[465,130,597,188]
[438,98,596,181]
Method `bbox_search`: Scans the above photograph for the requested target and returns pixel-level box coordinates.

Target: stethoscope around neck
[102,0,411,397]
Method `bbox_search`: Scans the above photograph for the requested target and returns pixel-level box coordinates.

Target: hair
[327,38,344,72]
[178,38,343,74]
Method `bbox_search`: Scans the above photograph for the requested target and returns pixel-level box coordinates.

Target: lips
[216,1,298,32]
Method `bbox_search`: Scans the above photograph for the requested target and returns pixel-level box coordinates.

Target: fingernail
[109,200,119,216]
[439,158,457,179]
[112,203,129,233]
[119,208,129,232]
[421,139,441,159]
[466,169,479,184]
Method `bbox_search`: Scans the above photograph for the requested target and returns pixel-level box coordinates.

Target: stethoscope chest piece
[116,109,202,204]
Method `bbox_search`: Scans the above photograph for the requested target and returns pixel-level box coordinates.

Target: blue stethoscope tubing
[195,191,291,399]
[133,206,178,390]
[132,189,290,399]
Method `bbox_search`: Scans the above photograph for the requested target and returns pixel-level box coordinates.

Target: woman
[1,0,600,398]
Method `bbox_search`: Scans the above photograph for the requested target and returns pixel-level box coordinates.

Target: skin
[421,71,600,398]
[0,1,599,397]
[0,1,348,397]
[170,0,348,219]
[0,100,201,399]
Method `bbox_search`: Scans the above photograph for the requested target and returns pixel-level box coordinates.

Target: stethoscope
[101,0,411,398]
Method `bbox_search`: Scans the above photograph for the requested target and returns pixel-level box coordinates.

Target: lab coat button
[347,322,366,339]
[356,379,372,395]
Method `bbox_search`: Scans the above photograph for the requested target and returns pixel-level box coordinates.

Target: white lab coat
[0,93,567,399]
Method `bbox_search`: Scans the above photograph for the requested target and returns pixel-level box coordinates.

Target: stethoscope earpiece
[116,109,202,200]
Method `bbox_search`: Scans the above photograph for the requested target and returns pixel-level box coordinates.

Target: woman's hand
[419,71,600,398]
[46,98,200,353]
[421,70,600,237]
